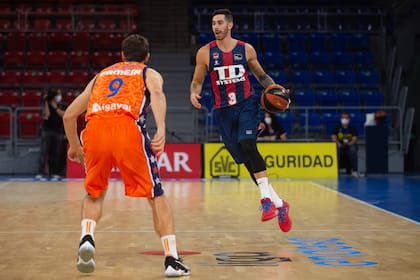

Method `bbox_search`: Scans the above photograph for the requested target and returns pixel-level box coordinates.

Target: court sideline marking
[310,181,420,225]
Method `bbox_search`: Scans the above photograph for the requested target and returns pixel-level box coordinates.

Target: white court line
[0,228,418,234]
[310,181,420,226]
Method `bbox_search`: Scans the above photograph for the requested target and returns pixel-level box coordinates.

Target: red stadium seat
[49,32,72,51]
[45,70,67,84]
[1,70,22,85]
[68,70,89,85]
[55,19,72,30]
[64,90,80,104]
[46,51,68,66]
[3,51,25,66]
[72,33,90,51]
[0,91,21,107]
[97,19,116,30]
[0,111,12,138]
[92,33,116,51]
[18,111,42,138]
[23,70,45,84]
[77,19,95,30]
[27,32,48,51]
[33,19,52,30]
[25,51,46,67]
[21,91,42,107]
[91,51,114,68]
[0,19,11,30]
[120,20,138,32]
[69,51,89,66]
[7,32,26,51]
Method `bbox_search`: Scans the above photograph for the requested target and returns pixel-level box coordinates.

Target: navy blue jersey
[208,40,253,109]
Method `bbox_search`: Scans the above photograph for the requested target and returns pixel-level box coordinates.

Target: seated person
[258,112,288,141]
[331,112,359,177]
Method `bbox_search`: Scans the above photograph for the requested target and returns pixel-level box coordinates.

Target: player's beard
[214,26,229,41]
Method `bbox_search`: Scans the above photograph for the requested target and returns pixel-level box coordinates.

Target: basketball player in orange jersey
[63,34,190,277]
[190,9,292,232]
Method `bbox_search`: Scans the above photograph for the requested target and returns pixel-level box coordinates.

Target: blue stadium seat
[349,112,366,136]
[330,33,348,51]
[240,33,261,51]
[292,70,312,84]
[316,90,338,111]
[309,33,328,52]
[293,88,315,111]
[338,88,360,113]
[360,89,384,112]
[299,112,322,134]
[357,69,380,84]
[288,51,309,66]
[313,70,334,84]
[268,70,288,85]
[198,32,213,45]
[275,111,295,136]
[353,51,374,65]
[309,51,331,66]
[331,51,353,65]
[262,33,281,52]
[263,51,285,69]
[335,70,357,84]
[322,112,341,136]
[287,33,306,52]
[348,33,369,51]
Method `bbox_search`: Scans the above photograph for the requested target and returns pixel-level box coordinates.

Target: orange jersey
[85,62,148,122]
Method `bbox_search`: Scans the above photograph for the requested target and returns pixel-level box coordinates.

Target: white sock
[268,184,284,208]
[81,219,96,240]
[256,177,271,199]
[161,235,179,259]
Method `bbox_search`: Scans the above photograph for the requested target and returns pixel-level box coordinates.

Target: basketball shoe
[260,198,277,221]
[277,200,292,232]
[77,235,96,273]
[164,256,190,277]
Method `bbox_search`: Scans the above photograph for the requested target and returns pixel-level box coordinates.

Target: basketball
[260,84,291,113]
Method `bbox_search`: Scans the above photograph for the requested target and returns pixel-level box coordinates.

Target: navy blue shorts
[214,95,260,164]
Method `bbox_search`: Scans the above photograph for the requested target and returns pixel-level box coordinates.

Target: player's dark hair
[212,8,233,22]
[121,34,149,62]
[341,112,350,118]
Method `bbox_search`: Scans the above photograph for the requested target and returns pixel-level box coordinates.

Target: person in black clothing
[36,89,68,180]
[258,112,288,141]
[331,112,359,177]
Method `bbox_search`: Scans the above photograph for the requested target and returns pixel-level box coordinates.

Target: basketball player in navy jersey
[190,8,291,232]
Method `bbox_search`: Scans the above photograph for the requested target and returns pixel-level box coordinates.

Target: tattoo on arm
[257,73,275,88]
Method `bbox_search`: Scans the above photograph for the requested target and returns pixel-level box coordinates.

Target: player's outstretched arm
[190,46,209,109]
[146,68,166,156]
[63,76,96,163]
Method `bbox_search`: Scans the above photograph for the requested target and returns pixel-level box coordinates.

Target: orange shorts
[80,116,163,199]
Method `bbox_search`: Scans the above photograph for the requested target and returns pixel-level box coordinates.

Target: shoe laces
[278,206,287,223]
[261,199,272,212]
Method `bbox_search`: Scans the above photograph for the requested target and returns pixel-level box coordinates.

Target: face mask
[264,117,272,125]
[341,118,349,126]
[54,95,62,103]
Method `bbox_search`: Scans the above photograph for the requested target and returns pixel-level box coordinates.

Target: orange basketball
[260,84,290,113]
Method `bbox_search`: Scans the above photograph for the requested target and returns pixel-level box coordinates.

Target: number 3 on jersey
[227,92,237,105]
[106,78,124,98]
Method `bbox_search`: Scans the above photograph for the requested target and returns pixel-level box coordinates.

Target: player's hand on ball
[261,84,291,113]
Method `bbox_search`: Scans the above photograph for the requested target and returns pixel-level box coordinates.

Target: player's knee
[239,139,266,173]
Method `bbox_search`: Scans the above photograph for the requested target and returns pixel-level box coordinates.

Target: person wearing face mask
[331,112,359,177]
[35,89,68,181]
[259,112,288,141]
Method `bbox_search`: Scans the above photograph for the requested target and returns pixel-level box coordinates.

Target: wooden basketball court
[0,178,418,279]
